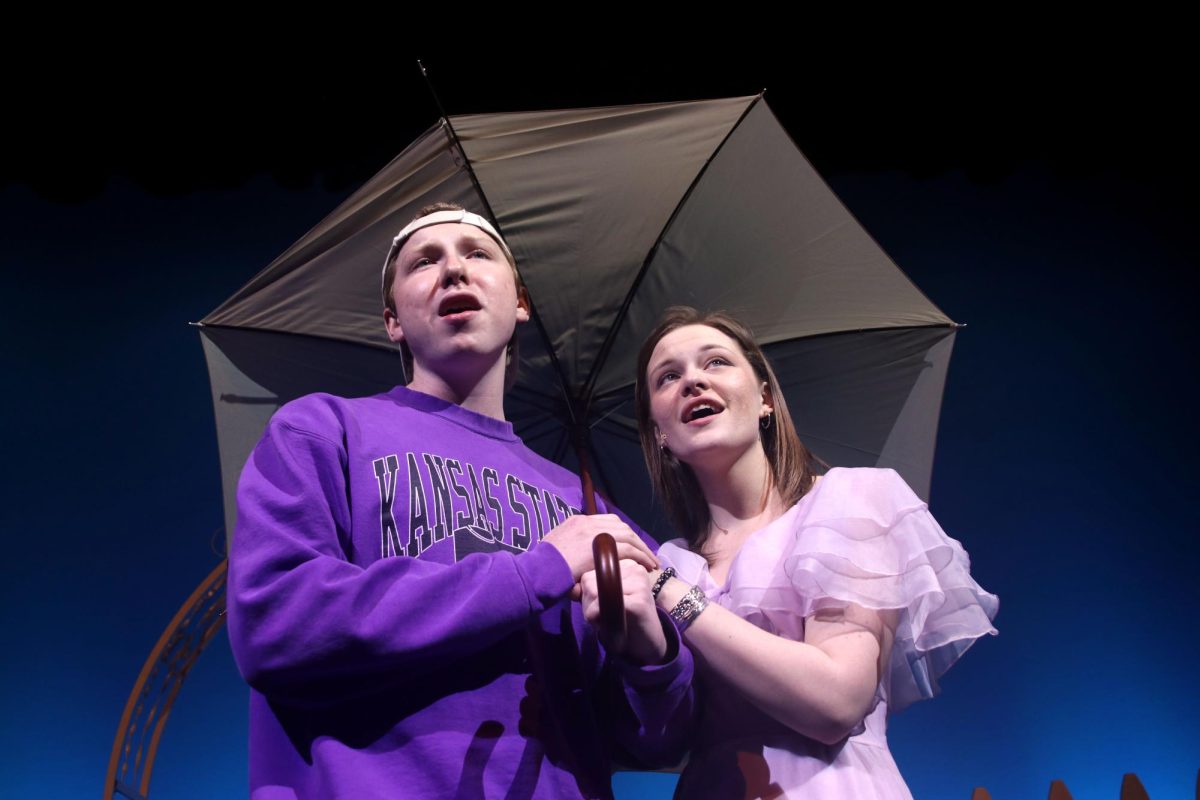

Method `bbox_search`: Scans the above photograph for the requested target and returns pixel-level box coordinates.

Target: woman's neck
[692,443,782,533]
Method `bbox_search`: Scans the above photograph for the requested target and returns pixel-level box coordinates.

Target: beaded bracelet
[668,585,709,631]
[651,567,676,599]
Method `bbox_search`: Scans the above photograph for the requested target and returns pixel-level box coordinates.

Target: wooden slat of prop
[1048,779,1074,800]
[1119,773,1149,800]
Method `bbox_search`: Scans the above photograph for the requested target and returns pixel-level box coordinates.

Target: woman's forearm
[657,577,886,745]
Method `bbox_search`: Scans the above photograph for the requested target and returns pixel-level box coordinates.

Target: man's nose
[441,254,468,285]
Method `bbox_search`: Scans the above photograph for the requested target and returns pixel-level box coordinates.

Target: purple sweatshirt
[228,386,693,799]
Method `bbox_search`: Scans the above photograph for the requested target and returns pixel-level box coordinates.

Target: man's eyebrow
[403,233,497,255]
[404,239,444,256]
[460,234,498,250]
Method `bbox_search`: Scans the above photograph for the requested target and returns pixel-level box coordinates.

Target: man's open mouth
[439,296,482,316]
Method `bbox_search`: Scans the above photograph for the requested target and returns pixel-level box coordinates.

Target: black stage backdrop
[4,29,1196,799]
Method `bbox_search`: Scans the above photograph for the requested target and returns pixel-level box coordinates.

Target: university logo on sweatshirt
[372,452,582,561]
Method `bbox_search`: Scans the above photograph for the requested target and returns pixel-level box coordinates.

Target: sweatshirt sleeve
[590,496,696,767]
[606,609,696,768]
[226,402,575,708]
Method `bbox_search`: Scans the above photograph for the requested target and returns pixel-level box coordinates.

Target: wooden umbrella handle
[591,532,626,652]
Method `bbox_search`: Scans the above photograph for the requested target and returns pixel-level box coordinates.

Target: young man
[228,204,693,799]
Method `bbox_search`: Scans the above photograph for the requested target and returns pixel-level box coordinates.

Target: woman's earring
[658,431,668,450]
[760,411,773,430]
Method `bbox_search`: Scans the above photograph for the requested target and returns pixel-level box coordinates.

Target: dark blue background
[4,34,1197,799]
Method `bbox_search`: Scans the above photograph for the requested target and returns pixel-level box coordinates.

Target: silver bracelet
[668,585,709,631]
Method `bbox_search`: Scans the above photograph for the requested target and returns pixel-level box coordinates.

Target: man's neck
[408,356,509,421]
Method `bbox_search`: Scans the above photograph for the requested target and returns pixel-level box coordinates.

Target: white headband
[382,209,515,289]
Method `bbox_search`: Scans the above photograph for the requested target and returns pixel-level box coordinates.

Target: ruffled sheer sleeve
[721,467,998,713]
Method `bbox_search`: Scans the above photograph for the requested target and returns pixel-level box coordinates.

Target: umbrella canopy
[200,95,956,542]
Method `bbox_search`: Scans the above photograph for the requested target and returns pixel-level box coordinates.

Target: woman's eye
[409,257,433,270]
[707,357,729,368]
[467,249,490,259]
[656,371,679,387]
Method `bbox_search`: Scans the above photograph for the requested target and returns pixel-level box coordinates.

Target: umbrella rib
[506,387,563,416]
[588,398,632,431]
[550,431,571,466]
[578,93,766,406]
[585,320,962,400]
[518,415,567,442]
[795,432,888,459]
[437,112,581,430]
[193,321,399,353]
[586,437,623,511]
[593,423,641,446]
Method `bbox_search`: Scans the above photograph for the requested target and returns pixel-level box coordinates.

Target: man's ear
[384,307,405,344]
[516,286,531,324]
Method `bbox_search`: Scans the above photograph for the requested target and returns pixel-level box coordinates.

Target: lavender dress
[658,468,998,799]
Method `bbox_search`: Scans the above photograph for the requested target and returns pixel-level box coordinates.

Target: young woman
[633,306,998,799]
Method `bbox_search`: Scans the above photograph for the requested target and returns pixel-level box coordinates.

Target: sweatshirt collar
[387,385,519,442]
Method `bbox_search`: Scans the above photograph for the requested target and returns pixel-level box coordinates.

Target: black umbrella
[199,95,957,553]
